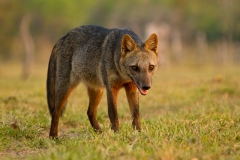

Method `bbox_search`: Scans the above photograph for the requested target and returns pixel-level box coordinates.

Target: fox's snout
[138,84,151,95]
[133,81,152,95]
[141,85,151,90]
[130,73,153,95]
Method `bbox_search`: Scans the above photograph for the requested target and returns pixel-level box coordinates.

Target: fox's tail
[46,45,57,116]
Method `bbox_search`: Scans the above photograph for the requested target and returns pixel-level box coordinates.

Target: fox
[47,25,158,138]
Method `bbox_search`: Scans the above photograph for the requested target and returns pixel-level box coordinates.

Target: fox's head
[120,33,158,95]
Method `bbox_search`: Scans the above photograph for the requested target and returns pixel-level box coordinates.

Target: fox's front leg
[87,87,103,132]
[124,82,141,131]
[106,86,120,132]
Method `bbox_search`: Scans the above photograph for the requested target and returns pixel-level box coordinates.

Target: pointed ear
[145,33,158,54]
[121,34,137,57]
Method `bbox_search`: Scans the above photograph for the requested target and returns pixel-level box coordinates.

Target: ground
[0,62,240,160]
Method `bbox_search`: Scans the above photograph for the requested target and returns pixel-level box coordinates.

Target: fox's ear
[121,34,137,57]
[145,33,158,55]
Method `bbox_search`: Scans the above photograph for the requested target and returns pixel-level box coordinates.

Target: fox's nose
[142,85,151,90]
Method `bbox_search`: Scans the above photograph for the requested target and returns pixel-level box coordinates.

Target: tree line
[0,0,240,60]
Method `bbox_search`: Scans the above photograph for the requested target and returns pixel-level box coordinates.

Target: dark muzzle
[142,85,151,90]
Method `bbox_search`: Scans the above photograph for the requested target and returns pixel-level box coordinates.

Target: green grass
[0,62,240,160]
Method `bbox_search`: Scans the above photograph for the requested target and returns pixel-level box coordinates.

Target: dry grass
[0,61,240,160]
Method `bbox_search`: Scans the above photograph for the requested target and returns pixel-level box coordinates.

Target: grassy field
[0,62,240,160]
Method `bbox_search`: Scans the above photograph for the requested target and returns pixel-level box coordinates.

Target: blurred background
[1,0,240,77]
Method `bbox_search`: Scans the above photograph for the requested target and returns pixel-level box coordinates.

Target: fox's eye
[149,65,154,71]
[131,66,139,71]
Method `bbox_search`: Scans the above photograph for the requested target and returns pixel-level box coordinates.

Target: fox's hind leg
[124,82,141,131]
[87,87,103,132]
[49,84,76,138]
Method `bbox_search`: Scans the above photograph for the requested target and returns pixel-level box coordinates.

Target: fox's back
[69,25,116,87]
[54,25,142,88]
[74,25,114,42]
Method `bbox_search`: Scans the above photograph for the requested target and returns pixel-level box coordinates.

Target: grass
[0,62,240,160]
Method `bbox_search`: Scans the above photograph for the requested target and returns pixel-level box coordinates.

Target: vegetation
[0,62,239,159]
[1,0,240,59]
[1,1,240,159]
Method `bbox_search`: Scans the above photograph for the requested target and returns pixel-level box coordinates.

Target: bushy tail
[47,46,57,116]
